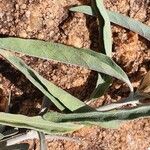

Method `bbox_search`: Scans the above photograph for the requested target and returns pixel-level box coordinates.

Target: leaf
[0,102,149,134]
[81,120,121,129]
[70,5,150,41]
[0,38,133,92]
[43,105,150,123]
[38,132,46,150]
[0,112,84,134]
[90,0,112,99]
[1,143,29,150]
[0,51,65,112]
[2,128,19,140]
[90,74,112,99]
[70,6,93,17]
[0,50,92,112]
[92,0,112,57]
[0,125,5,133]
[0,133,4,140]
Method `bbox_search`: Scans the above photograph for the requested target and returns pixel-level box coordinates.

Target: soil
[0,0,150,150]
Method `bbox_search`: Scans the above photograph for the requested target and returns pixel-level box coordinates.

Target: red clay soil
[0,0,150,149]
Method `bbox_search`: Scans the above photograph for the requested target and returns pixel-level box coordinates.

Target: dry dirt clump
[0,0,150,149]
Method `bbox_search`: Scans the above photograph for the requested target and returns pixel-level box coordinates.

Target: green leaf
[90,0,112,99]
[81,120,121,129]
[92,0,112,57]
[70,6,93,18]
[0,38,133,92]
[97,90,150,111]
[70,5,150,41]
[90,74,112,99]
[43,105,150,123]
[0,112,84,134]
[0,50,92,112]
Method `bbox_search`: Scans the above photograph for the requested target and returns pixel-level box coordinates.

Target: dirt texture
[0,0,150,149]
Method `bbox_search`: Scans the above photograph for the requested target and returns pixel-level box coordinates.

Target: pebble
[21,4,27,9]
[19,30,27,37]
[25,11,31,18]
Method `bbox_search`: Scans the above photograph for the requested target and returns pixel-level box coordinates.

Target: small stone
[49,30,55,37]
[15,4,19,10]
[19,30,27,38]
[0,12,4,18]
[21,4,27,9]
[25,11,31,18]
[68,36,83,48]
[38,33,44,39]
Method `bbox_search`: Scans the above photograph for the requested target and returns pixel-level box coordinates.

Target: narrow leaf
[92,0,112,57]
[90,74,112,98]
[70,6,150,41]
[0,133,4,140]
[38,132,46,150]
[80,120,121,129]
[0,112,84,134]
[0,38,133,92]
[43,105,150,123]
[90,0,112,98]
[0,50,93,112]
[2,129,19,141]
[1,143,29,150]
